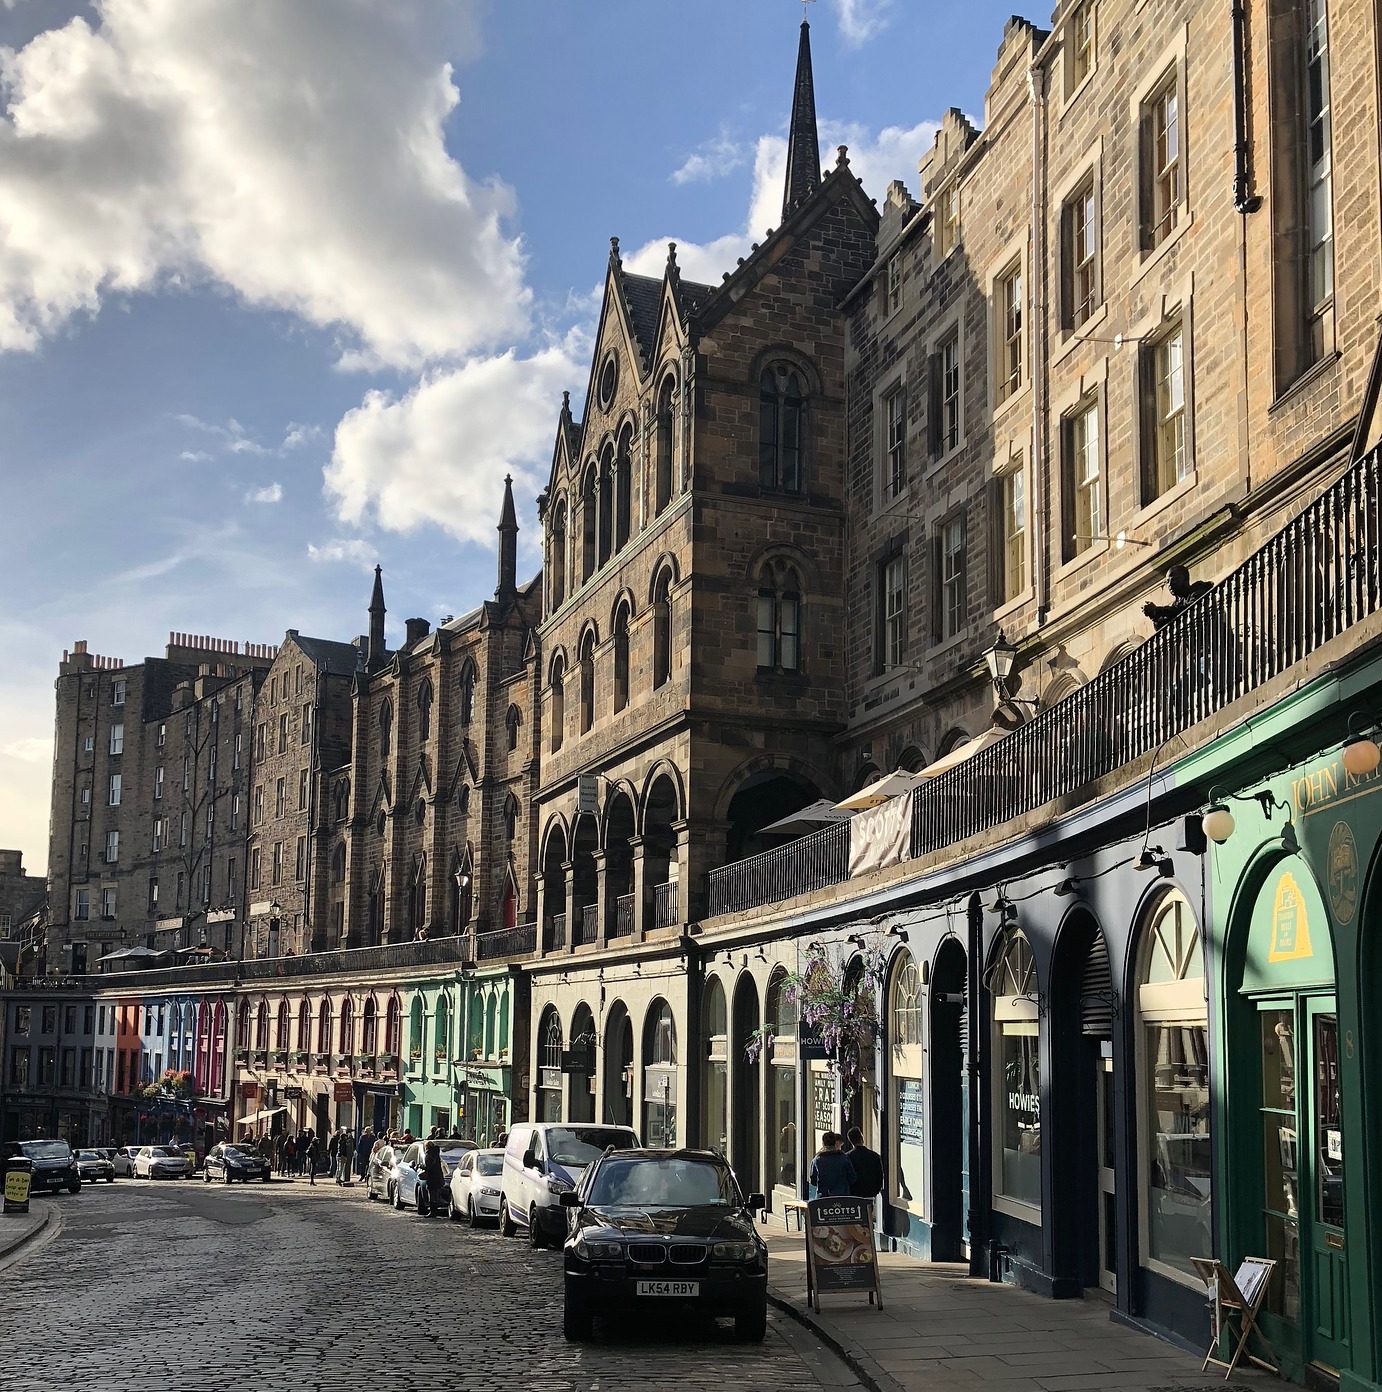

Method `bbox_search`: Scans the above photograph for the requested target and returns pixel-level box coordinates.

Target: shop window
[538,1008,563,1122]
[766,970,798,1189]
[643,999,678,1149]
[992,930,1041,1215]
[701,978,728,1157]
[889,954,925,1216]
[1137,891,1210,1283]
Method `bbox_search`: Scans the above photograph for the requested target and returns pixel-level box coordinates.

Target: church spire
[496,474,518,604]
[782,18,821,220]
[367,564,387,672]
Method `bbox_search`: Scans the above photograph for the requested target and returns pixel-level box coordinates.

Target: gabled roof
[291,634,362,677]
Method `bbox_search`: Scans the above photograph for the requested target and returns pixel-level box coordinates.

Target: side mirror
[559,1191,581,1207]
[746,1192,767,1211]
[522,1149,537,1169]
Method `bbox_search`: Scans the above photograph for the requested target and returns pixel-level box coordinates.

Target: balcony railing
[708,444,1382,918]
[653,880,679,928]
[613,893,635,938]
[576,903,599,945]
[475,921,538,961]
[545,913,567,953]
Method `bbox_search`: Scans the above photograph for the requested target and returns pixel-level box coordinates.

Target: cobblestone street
[1,1180,853,1392]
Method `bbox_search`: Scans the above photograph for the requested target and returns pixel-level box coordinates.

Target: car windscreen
[20,1142,69,1161]
[439,1148,470,1166]
[586,1157,738,1208]
[78,1150,102,1161]
[223,1147,257,1159]
[150,1147,181,1157]
[545,1128,636,1166]
[476,1153,503,1177]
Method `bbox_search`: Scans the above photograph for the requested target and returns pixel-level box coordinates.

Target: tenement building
[10,6,1382,1385]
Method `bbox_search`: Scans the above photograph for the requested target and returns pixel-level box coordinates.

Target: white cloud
[245,482,282,504]
[178,449,211,463]
[281,422,322,451]
[325,331,586,544]
[671,133,748,186]
[831,0,893,47]
[0,735,49,763]
[306,538,374,568]
[631,116,938,287]
[0,0,527,369]
[113,553,186,583]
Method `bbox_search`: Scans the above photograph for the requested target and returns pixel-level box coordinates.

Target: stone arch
[603,784,638,937]
[638,760,687,832]
[714,754,832,862]
[743,539,824,599]
[937,727,970,757]
[896,744,928,774]
[568,1001,597,1122]
[645,553,681,605]
[1041,672,1084,708]
[1100,639,1141,672]
[603,1000,634,1128]
[747,342,824,397]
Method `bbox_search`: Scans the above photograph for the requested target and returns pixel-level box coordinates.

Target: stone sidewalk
[761,1225,1274,1392]
[0,1197,53,1267]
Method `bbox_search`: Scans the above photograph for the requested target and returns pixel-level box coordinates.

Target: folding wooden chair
[1191,1256,1279,1379]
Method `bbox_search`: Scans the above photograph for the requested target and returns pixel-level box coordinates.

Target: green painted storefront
[1188,645,1382,1391]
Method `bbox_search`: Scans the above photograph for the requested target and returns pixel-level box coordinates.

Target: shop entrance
[930,937,967,1261]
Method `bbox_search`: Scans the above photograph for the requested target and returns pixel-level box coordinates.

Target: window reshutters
[1081,932,1114,1036]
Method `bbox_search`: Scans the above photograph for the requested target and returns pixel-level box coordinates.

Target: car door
[402,1143,424,1203]
[453,1151,473,1209]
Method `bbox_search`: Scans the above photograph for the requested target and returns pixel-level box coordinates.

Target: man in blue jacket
[809,1132,856,1197]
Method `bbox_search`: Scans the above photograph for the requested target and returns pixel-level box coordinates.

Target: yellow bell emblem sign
[1268,872,1314,963]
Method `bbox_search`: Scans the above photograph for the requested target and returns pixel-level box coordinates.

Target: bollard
[3,1156,33,1215]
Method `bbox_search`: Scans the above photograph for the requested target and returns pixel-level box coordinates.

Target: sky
[0,0,1030,872]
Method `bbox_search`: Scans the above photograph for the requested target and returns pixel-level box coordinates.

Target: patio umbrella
[95,945,168,962]
[758,799,856,836]
[916,726,1007,779]
[835,770,924,811]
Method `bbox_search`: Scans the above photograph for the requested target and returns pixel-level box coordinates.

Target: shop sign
[813,1071,835,1136]
[282,1086,303,1101]
[464,1066,504,1091]
[241,1081,258,1100]
[577,774,599,815]
[799,1019,831,1061]
[249,900,274,917]
[1326,820,1359,925]
[333,1081,354,1102]
[897,1078,924,1148]
[206,909,235,925]
[154,916,184,932]
[539,1067,561,1091]
[3,1166,32,1214]
[1293,756,1382,819]
[1268,872,1314,964]
[805,1197,883,1311]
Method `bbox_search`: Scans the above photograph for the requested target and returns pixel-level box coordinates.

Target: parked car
[75,1148,115,1184]
[111,1146,139,1178]
[18,1139,81,1194]
[388,1140,476,1215]
[365,1142,409,1204]
[448,1147,505,1225]
[501,1123,640,1247]
[203,1143,271,1184]
[133,1145,190,1179]
[560,1148,767,1343]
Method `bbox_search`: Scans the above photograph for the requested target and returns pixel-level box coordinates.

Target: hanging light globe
[1202,804,1236,844]
[1342,735,1381,777]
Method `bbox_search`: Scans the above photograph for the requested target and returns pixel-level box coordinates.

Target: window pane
[998,1029,1041,1207]
[1145,1022,1211,1274]
[757,593,776,668]
[780,596,800,671]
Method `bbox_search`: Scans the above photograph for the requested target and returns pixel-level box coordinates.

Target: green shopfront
[1206,666,1382,1391]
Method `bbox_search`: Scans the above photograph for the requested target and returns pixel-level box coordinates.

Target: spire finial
[561,389,571,415]
[610,235,622,265]
[496,474,519,603]
[367,565,387,671]
[783,8,822,220]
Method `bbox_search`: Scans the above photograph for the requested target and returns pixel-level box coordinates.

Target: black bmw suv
[560,1148,768,1343]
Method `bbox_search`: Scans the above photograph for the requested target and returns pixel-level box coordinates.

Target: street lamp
[983,629,1018,700]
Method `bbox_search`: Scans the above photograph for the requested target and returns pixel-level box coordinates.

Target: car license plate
[637,1280,699,1297]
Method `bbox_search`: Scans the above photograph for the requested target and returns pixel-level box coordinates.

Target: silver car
[448,1147,504,1225]
[388,1140,476,1215]
[133,1145,190,1179]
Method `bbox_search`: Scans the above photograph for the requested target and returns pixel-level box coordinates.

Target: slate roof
[293,634,363,676]
[619,270,715,366]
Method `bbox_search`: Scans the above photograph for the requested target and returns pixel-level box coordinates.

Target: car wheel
[563,1303,593,1342]
[366,1184,376,1202]
[528,1205,546,1248]
[68,1180,81,1194]
[392,1184,404,1212]
[465,1196,476,1226]
[203,1169,210,1184]
[222,1169,232,1185]
[105,1175,114,1184]
[734,1305,767,1343]
[500,1199,517,1237]
[417,1190,429,1217]
[448,1192,463,1223]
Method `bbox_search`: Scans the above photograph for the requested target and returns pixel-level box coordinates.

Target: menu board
[805,1196,883,1310]
[897,1078,924,1148]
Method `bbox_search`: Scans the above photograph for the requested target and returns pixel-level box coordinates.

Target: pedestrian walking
[809,1132,856,1198]
[421,1139,447,1217]
[281,1134,296,1177]
[305,1131,320,1186]
[354,1127,373,1183]
[843,1126,884,1202]
[335,1128,354,1186]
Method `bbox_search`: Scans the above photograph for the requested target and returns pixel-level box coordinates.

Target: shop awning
[758,799,855,836]
[237,1106,287,1127]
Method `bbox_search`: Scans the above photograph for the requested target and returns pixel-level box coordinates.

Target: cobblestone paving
[2,1179,851,1392]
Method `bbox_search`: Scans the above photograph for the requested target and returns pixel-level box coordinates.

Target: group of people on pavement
[808,1127,885,1201]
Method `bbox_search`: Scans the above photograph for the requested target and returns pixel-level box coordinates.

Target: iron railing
[576,903,599,945]
[474,921,538,961]
[653,880,679,928]
[613,894,635,937]
[707,445,1382,918]
[545,913,567,953]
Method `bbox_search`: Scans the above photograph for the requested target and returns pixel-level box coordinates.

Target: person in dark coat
[808,1133,856,1198]
[421,1139,447,1217]
[844,1126,884,1200]
[305,1132,321,1186]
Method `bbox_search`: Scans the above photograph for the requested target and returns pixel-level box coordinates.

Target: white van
[501,1122,639,1247]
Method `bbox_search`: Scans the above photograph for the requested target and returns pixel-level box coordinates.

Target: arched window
[506,704,521,752]
[339,998,354,1055]
[612,602,630,713]
[702,978,728,1155]
[615,427,632,551]
[889,954,925,1217]
[579,629,596,734]
[598,445,614,566]
[195,1001,210,1090]
[368,867,385,945]
[408,856,427,937]
[766,970,798,1189]
[503,794,520,842]
[550,655,565,753]
[485,993,499,1058]
[385,996,401,1056]
[652,568,672,689]
[276,999,289,1050]
[331,842,346,884]
[417,680,433,742]
[991,930,1040,1214]
[210,1002,226,1094]
[334,778,350,821]
[457,784,471,816]
[643,999,678,1147]
[581,463,597,582]
[316,998,333,1055]
[756,559,801,672]
[759,362,805,492]
[459,663,476,725]
[434,995,450,1068]
[362,998,377,1055]
[408,996,424,1064]
[1137,891,1210,1280]
[296,999,310,1052]
[538,1008,563,1121]
[236,999,250,1049]
[655,375,675,515]
[378,700,392,761]
[550,497,567,610]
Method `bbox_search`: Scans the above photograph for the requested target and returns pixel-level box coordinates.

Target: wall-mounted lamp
[1053,876,1079,897]
[846,933,866,949]
[1343,715,1381,776]
[1135,845,1170,873]
[1202,786,1291,844]
[887,925,910,944]
[983,629,1018,700]
[987,892,1017,924]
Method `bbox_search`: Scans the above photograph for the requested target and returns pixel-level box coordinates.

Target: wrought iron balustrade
[613,894,635,937]
[708,821,849,918]
[576,903,599,945]
[545,913,568,952]
[653,881,679,928]
[475,921,537,961]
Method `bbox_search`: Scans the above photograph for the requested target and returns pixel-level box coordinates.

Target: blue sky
[0,0,1028,869]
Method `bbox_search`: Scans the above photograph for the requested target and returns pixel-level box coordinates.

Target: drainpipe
[1231,0,1263,214]
[1027,60,1052,625]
